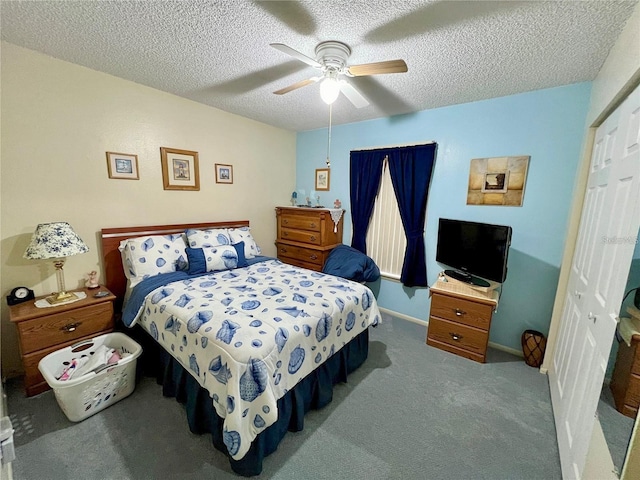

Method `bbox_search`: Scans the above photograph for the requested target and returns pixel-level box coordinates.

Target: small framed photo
[315,168,330,191]
[106,152,139,180]
[160,147,200,191]
[481,171,510,193]
[215,163,233,184]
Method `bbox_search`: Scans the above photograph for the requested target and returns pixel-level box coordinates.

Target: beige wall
[0,42,296,376]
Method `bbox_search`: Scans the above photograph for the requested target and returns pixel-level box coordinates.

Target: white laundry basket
[38,332,142,422]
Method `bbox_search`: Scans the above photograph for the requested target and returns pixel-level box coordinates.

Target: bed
[100,220,380,476]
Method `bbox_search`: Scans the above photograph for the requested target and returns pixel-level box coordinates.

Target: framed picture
[106,152,139,180]
[215,163,233,184]
[315,168,330,191]
[467,156,530,206]
[160,147,200,191]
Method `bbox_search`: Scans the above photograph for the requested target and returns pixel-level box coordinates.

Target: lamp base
[46,291,78,305]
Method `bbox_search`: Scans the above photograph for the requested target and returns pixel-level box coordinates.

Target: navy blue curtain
[388,144,437,287]
[349,150,384,254]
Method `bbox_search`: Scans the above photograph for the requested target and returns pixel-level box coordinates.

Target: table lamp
[23,222,89,304]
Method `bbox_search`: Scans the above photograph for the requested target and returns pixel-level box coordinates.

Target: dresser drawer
[427,316,489,356]
[430,293,493,330]
[627,373,640,408]
[277,242,324,266]
[280,213,321,232]
[17,302,114,354]
[279,227,322,245]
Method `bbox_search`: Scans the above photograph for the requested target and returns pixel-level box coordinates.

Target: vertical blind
[366,157,406,279]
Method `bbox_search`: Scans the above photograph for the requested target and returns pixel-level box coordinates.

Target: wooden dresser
[275,206,344,271]
[426,275,498,363]
[9,286,116,396]
[610,306,640,419]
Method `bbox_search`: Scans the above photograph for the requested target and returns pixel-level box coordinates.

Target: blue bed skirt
[131,325,370,476]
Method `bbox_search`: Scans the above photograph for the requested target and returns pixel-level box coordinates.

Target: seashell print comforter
[125,259,381,460]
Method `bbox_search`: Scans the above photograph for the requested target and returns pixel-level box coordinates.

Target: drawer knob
[310,254,318,260]
[310,235,317,241]
[61,322,81,333]
[450,333,463,342]
[283,231,289,237]
[280,247,288,253]
[454,308,466,317]
[283,219,289,224]
[309,223,317,228]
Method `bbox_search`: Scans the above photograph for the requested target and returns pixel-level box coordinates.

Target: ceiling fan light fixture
[320,77,340,105]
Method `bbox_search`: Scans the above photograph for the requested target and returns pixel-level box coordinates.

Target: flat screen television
[436,218,512,286]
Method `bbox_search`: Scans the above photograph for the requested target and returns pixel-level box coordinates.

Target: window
[366,157,406,280]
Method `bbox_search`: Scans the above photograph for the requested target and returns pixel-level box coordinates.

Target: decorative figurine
[291,191,298,206]
[306,196,311,207]
[85,270,99,289]
[334,199,342,209]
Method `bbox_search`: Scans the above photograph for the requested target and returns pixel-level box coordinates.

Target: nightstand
[9,286,116,396]
[426,275,499,363]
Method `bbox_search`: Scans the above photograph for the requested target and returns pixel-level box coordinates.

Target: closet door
[549,84,640,479]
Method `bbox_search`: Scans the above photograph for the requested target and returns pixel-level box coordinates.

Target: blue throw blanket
[322,244,380,282]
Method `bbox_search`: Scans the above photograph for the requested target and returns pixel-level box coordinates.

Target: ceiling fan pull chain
[326,103,332,168]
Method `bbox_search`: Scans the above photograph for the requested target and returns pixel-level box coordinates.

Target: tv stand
[444,269,491,288]
[426,275,499,363]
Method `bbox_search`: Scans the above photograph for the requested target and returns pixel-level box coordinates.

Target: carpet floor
[7,315,570,479]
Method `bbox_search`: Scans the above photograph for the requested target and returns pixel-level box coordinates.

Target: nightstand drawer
[17,302,114,354]
[627,373,640,408]
[279,227,322,245]
[427,316,489,356]
[430,293,493,330]
[280,213,321,232]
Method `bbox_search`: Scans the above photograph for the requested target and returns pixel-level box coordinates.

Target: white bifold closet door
[549,83,640,480]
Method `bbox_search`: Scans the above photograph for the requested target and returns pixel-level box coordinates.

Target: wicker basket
[521,330,547,368]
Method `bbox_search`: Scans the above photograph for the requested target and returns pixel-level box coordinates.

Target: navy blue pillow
[186,241,247,275]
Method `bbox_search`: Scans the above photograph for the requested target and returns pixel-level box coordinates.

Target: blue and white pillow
[119,233,188,286]
[228,227,262,259]
[186,242,248,274]
[186,228,231,248]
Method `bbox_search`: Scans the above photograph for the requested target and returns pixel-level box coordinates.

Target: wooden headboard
[101,220,250,311]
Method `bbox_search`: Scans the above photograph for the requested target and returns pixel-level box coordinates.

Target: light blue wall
[296,83,591,352]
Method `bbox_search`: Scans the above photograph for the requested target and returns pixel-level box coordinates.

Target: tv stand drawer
[430,293,492,330]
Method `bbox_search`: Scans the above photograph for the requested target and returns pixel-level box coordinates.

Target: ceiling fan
[270,41,408,108]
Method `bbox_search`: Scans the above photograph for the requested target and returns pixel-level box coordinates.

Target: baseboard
[378,307,427,326]
[379,306,524,358]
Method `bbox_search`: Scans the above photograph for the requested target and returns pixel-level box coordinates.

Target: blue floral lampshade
[24,222,89,259]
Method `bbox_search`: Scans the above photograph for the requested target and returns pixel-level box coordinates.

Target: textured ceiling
[1,1,637,132]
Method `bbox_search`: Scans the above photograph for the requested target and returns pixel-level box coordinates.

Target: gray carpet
[598,384,635,475]
[7,315,564,479]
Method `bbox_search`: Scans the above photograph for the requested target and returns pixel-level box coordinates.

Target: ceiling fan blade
[273,76,320,95]
[347,59,408,76]
[270,43,321,68]
[339,81,369,108]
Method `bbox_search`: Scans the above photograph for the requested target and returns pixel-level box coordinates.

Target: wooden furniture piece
[9,286,116,396]
[426,274,499,363]
[610,306,640,419]
[275,206,344,271]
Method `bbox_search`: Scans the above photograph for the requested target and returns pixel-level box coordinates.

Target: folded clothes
[73,345,116,378]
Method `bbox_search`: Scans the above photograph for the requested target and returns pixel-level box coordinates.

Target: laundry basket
[38,332,142,422]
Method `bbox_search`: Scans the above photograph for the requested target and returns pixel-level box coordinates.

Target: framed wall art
[315,168,330,191]
[160,147,200,191]
[215,163,233,184]
[467,156,530,206]
[106,152,139,180]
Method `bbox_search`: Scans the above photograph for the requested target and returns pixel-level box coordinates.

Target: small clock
[7,286,35,306]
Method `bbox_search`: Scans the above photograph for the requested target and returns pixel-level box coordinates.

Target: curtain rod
[351,141,436,152]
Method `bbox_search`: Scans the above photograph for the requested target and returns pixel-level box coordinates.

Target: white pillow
[228,226,262,259]
[185,228,231,248]
[119,233,188,286]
